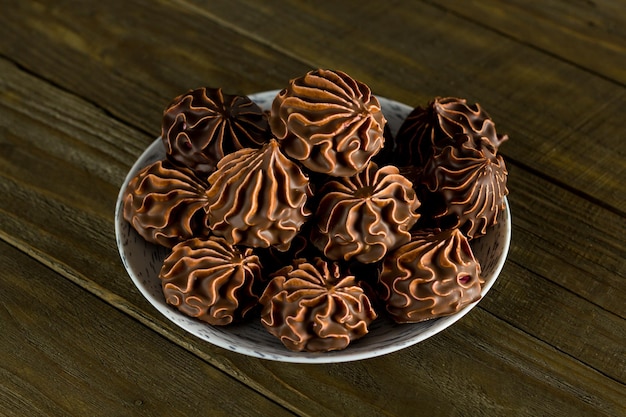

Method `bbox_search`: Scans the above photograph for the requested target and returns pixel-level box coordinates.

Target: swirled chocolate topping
[379,228,482,323]
[395,97,508,167]
[260,258,377,352]
[269,69,386,177]
[123,160,209,247]
[205,139,311,250]
[159,237,262,325]
[162,87,270,175]
[422,134,508,239]
[312,161,421,263]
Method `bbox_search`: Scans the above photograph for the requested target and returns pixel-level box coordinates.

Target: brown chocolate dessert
[260,257,377,352]
[421,134,508,239]
[123,159,210,248]
[311,161,421,263]
[394,96,508,168]
[162,87,270,175]
[205,139,311,250]
[379,228,482,323]
[160,237,262,325]
[122,78,510,352]
[269,69,386,177]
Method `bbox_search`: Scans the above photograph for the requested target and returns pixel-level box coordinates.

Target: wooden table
[1,1,624,416]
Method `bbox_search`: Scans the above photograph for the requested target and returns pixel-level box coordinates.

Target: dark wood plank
[0,55,624,416]
[0,241,295,417]
[0,0,311,137]
[3,227,623,417]
[503,164,625,317]
[433,0,626,85]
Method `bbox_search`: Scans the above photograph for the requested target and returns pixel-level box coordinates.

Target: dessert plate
[115,90,511,363]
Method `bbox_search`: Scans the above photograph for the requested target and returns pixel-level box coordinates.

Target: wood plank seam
[485,262,625,385]
[503,152,626,218]
[508,254,625,319]
[168,0,321,71]
[1,241,299,417]
[421,0,626,89]
[0,52,156,142]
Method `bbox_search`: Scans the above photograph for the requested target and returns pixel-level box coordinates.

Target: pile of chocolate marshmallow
[123,69,508,352]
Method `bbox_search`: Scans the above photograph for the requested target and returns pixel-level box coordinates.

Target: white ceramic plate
[115,90,511,363]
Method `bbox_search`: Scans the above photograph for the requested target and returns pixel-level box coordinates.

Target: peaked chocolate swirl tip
[205,139,311,250]
[380,228,482,323]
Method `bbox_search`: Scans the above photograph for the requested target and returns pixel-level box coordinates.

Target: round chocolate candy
[270,69,386,177]
[260,257,377,352]
[159,236,262,326]
[311,161,421,263]
[162,87,270,175]
[379,228,483,323]
[205,139,311,250]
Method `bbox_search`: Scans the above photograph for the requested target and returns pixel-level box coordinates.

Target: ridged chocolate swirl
[311,161,421,264]
[159,237,262,325]
[394,96,508,167]
[379,228,483,323]
[269,69,386,177]
[205,139,311,250]
[162,87,270,175]
[260,258,377,352]
[422,134,508,239]
[122,160,209,248]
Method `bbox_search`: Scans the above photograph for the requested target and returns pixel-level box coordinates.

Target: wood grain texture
[504,164,625,316]
[0,241,295,417]
[433,0,626,85]
[0,0,311,137]
[1,54,624,416]
[477,172,626,383]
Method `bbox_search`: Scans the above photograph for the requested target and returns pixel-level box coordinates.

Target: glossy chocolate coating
[422,134,508,239]
[122,159,209,247]
[205,139,311,250]
[260,258,377,352]
[269,69,386,176]
[379,228,482,323]
[395,96,508,167]
[162,87,270,175]
[160,237,262,325]
[311,161,421,263]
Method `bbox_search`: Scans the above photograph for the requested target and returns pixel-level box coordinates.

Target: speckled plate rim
[115,90,511,363]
